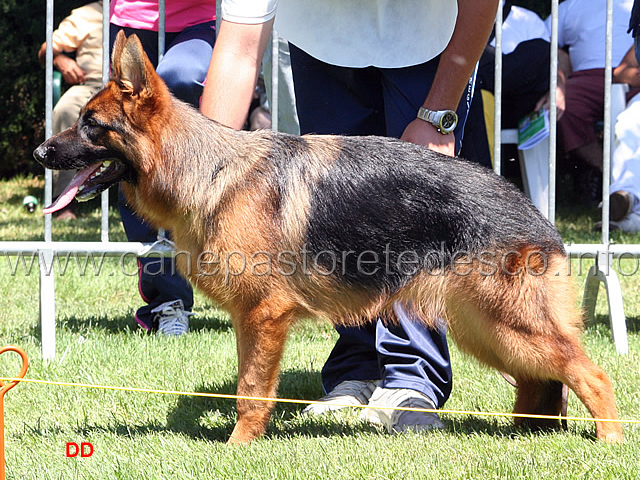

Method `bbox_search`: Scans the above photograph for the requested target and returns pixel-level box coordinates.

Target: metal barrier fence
[494,0,629,355]
[0,0,631,359]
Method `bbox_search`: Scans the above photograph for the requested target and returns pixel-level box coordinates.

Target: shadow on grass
[72,369,383,442]
[71,367,580,444]
[447,415,598,442]
[162,370,341,442]
[29,310,233,336]
[627,316,640,333]
[588,313,640,334]
[447,416,517,437]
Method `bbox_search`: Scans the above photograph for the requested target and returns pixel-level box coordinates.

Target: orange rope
[0,346,28,480]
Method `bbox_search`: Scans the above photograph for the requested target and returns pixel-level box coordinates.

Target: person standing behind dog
[201,0,498,433]
[109,0,216,336]
[38,0,103,221]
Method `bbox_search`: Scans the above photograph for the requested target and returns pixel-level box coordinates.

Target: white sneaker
[361,387,445,434]
[152,300,193,336]
[611,211,640,233]
[302,380,379,415]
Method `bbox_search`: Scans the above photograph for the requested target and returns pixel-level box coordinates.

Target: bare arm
[200,18,274,128]
[613,46,640,87]
[401,0,499,155]
[38,42,63,64]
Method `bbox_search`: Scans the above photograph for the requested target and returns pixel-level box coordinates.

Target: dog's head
[33,31,169,214]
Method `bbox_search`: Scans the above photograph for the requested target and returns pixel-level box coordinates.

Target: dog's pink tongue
[43,163,102,214]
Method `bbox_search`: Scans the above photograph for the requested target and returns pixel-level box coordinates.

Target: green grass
[0,175,639,480]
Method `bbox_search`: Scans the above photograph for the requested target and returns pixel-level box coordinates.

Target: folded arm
[613,46,640,87]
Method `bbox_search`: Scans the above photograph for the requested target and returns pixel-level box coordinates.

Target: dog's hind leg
[550,349,622,442]
[227,299,295,444]
[452,302,622,442]
[513,379,564,431]
[514,259,622,442]
[446,254,623,442]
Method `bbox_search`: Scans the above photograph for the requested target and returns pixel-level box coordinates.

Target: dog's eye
[80,116,107,141]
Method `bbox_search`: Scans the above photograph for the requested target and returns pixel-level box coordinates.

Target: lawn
[0,175,639,480]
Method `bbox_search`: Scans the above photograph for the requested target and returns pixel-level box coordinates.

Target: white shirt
[545,0,633,72]
[221,0,458,68]
[491,5,550,55]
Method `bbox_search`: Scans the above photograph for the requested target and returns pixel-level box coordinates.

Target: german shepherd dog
[34,32,623,444]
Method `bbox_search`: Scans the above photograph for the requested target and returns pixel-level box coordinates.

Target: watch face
[440,111,457,131]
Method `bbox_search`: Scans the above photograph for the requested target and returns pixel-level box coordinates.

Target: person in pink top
[110,0,216,336]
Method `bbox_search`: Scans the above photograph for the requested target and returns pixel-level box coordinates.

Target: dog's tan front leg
[228,304,294,444]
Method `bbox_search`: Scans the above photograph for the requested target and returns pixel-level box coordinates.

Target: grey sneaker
[152,300,193,336]
[361,386,445,434]
[302,380,379,415]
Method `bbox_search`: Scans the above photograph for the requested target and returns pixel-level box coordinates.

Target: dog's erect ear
[111,30,127,78]
[111,32,154,97]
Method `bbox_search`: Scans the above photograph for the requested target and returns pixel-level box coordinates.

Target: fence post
[39,249,56,360]
[586,0,628,355]
[582,250,629,355]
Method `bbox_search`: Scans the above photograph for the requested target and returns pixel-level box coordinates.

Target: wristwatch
[417,107,458,134]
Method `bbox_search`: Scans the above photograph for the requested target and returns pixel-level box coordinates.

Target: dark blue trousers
[109,22,216,328]
[289,44,476,407]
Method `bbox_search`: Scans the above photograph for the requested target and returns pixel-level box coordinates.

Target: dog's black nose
[33,143,53,164]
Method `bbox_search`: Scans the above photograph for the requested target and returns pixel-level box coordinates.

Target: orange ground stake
[0,346,28,480]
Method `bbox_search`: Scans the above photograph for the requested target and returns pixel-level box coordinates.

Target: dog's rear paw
[601,430,624,443]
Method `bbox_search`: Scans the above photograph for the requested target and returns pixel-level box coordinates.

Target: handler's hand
[535,85,566,121]
[400,118,455,157]
[53,55,86,85]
